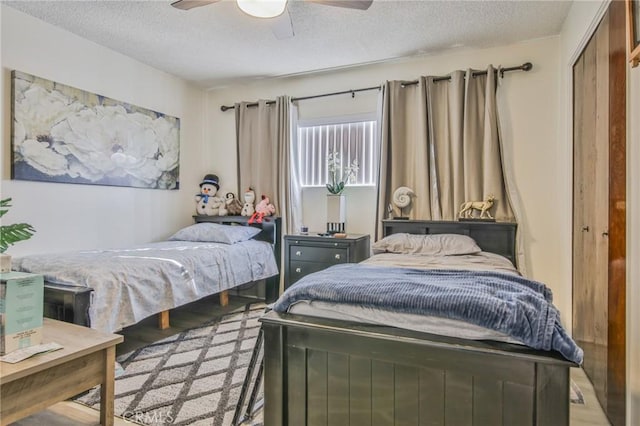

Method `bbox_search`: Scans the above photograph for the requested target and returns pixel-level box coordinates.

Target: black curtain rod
[411,61,532,84]
[220,85,380,112]
[220,62,532,112]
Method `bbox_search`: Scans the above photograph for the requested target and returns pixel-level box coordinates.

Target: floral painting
[11,70,180,189]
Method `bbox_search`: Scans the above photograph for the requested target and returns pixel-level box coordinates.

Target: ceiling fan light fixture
[236,0,287,18]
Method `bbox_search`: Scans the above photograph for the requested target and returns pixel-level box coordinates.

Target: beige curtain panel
[235,96,297,234]
[376,65,515,239]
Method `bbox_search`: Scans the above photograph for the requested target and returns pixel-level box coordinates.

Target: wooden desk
[0,318,123,425]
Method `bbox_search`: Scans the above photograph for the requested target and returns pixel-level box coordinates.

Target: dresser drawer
[284,233,370,290]
[288,245,348,264]
[288,261,332,284]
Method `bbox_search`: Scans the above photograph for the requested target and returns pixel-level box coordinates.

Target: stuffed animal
[196,174,223,216]
[225,192,243,216]
[240,188,256,217]
[249,195,276,224]
[207,197,224,216]
[256,195,276,216]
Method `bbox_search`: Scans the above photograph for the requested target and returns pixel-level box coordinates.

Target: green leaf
[0,223,36,253]
[0,198,12,219]
[326,183,342,194]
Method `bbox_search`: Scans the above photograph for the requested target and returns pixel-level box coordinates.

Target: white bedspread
[13,240,278,332]
[287,252,523,343]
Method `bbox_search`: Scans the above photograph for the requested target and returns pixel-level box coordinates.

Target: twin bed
[12,216,281,333]
[13,216,579,425]
[261,220,580,426]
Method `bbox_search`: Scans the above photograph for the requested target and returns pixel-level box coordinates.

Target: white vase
[0,253,11,273]
[326,194,346,233]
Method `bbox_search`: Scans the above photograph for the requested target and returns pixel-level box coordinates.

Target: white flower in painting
[66,157,103,181]
[52,107,151,179]
[151,116,180,172]
[13,120,26,147]
[13,75,180,188]
[16,138,68,175]
[12,78,85,176]
[110,151,138,166]
[48,105,178,185]
[13,79,83,141]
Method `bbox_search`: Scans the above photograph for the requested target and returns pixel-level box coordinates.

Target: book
[0,272,44,355]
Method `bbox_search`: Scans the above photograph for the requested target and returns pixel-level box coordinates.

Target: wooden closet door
[572,1,626,425]
[573,8,610,396]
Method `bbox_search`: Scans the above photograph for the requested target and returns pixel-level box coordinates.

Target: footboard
[261,312,576,426]
[43,282,92,326]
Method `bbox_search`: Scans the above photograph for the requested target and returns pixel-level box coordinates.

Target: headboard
[382,220,517,267]
[193,215,281,302]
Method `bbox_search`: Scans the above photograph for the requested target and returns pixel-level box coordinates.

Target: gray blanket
[273,264,583,364]
[14,240,278,332]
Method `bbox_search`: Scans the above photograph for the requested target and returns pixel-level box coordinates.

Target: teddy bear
[240,188,256,217]
[225,192,243,216]
[249,195,276,224]
[195,174,224,216]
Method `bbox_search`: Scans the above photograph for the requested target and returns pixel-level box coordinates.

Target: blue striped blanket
[273,264,583,364]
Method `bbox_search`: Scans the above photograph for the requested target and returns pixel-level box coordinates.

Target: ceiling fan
[171,0,373,39]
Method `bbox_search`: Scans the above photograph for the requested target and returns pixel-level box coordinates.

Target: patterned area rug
[76,303,265,425]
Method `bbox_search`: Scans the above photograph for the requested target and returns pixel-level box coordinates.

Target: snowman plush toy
[196,174,222,216]
[240,188,256,217]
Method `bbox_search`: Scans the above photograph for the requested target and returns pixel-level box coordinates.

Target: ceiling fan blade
[306,0,373,10]
[271,9,295,40]
[171,0,222,11]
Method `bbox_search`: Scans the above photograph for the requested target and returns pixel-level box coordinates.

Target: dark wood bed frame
[42,215,281,329]
[260,220,577,426]
[193,215,281,304]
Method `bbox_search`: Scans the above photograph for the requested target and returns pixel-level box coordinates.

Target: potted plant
[0,198,36,273]
[326,152,358,233]
[326,151,359,195]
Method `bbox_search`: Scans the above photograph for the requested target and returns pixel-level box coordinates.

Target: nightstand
[284,234,370,289]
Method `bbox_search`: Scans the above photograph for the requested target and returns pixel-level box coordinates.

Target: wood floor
[10,295,611,426]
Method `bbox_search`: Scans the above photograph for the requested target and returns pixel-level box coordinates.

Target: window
[296,116,378,188]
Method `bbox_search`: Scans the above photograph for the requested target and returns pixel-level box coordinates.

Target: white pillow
[372,233,481,256]
[168,223,261,244]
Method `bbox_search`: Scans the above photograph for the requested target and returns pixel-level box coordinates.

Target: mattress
[287,251,523,344]
[13,240,278,332]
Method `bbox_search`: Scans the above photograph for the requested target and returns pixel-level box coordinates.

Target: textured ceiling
[4,0,573,88]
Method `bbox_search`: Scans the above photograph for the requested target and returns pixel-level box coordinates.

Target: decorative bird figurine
[225,192,244,216]
[392,186,415,219]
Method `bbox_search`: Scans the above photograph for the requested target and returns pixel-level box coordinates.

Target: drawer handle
[335,254,341,260]
[296,251,301,256]
[295,267,301,273]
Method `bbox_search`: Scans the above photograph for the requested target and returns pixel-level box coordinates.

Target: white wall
[206,36,569,313]
[0,6,207,256]
[559,1,639,424]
